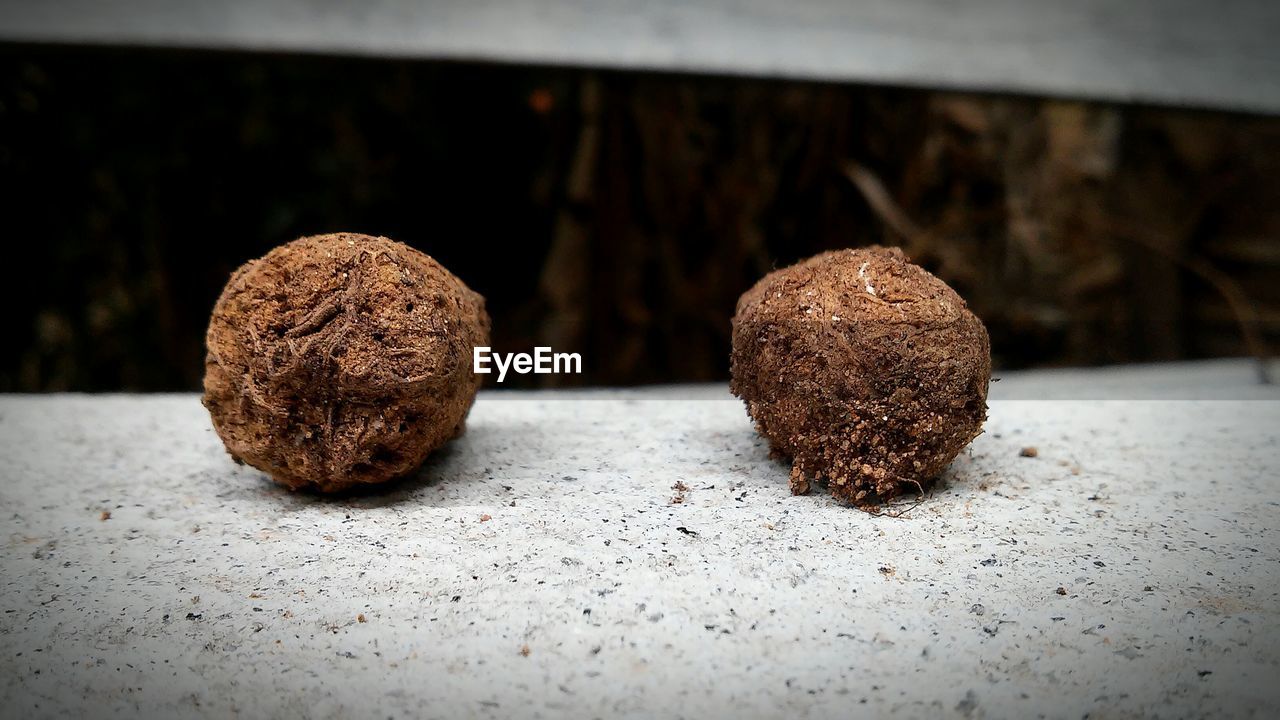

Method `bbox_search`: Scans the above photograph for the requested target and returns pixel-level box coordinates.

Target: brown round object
[202,233,490,492]
[730,246,990,506]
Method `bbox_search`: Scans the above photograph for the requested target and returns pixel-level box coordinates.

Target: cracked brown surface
[731,246,990,506]
[203,233,489,492]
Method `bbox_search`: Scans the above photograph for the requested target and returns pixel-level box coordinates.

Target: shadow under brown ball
[203,233,490,492]
[731,246,990,506]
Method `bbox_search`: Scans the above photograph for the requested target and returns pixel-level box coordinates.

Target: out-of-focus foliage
[3,48,1278,390]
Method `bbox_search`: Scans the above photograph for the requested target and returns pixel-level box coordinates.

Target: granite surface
[2,368,1279,718]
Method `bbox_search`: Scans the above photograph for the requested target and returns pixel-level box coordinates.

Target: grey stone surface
[2,370,1279,718]
[1,0,1278,114]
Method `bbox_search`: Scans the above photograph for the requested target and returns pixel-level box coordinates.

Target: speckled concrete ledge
[2,366,1278,719]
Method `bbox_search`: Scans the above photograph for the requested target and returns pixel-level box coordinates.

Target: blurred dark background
[3,45,1279,391]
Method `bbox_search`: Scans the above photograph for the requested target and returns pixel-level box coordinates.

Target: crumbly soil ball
[730,246,990,506]
[203,233,490,492]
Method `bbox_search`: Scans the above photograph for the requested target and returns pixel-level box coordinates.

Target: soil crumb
[730,246,990,507]
[671,480,690,504]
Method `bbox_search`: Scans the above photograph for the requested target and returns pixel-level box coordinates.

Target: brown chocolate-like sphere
[203,233,489,492]
[731,246,990,506]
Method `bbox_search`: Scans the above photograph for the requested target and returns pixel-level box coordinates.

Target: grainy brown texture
[202,233,489,492]
[731,246,990,506]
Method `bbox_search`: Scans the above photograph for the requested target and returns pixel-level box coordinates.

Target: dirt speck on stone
[518,644,531,657]
[202,233,490,492]
[1020,446,1039,458]
[671,480,689,504]
[731,246,990,507]
[479,514,492,522]
[1056,586,1068,595]
[99,510,111,521]
[357,613,366,623]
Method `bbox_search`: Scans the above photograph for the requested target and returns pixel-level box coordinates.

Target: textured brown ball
[203,233,490,492]
[730,246,990,506]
